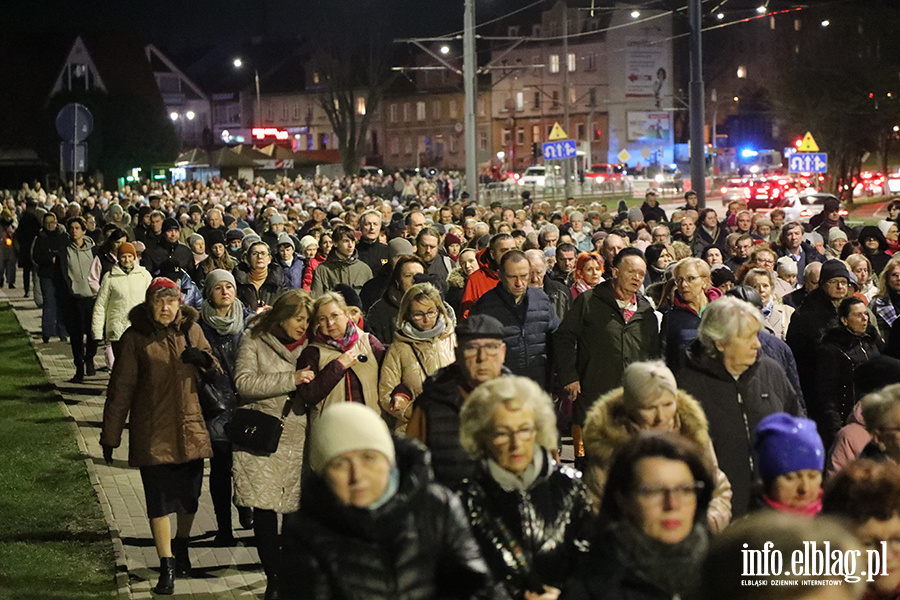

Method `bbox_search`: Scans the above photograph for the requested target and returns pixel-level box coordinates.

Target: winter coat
[177,272,204,311]
[362,262,392,312]
[859,225,892,276]
[763,300,794,340]
[543,274,573,321]
[827,402,871,477]
[276,255,306,289]
[640,201,667,224]
[786,288,842,443]
[141,239,193,274]
[446,267,468,318]
[56,236,99,298]
[14,211,41,268]
[457,451,593,600]
[378,327,456,432]
[310,250,373,296]
[91,264,152,341]
[582,387,732,533]
[554,281,660,422]
[100,305,217,467]
[232,331,307,513]
[31,227,68,278]
[301,251,327,291]
[406,364,512,489]
[199,318,244,443]
[280,437,495,600]
[233,263,286,311]
[356,238,390,275]
[675,342,802,517]
[470,285,558,390]
[460,249,500,317]
[816,325,883,445]
[366,286,402,347]
[758,331,806,412]
[659,288,722,370]
[775,241,825,279]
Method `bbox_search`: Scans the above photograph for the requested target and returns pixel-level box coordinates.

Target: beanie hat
[117,242,136,259]
[269,213,285,225]
[878,220,895,237]
[276,233,295,249]
[203,269,236,299]
[387,237,414,259]
[107,203,123,217]
[298,235,318,253]
[753,413,824,482]
[162,218,180,233]
[828,227,848,243]
[145,276,180,301]
[308,403,395,473]
[444,233,462,248]
[591,231,608,246]
[187,233,204,248]
[333,283,362,310]
[628,207,644,222]
[775,256,798,276]
[225,228,245,242]
[205,229,226,248]
[819,259,850,284]
[710,265,736,288]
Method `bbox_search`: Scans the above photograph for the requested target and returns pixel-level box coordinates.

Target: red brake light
[800,209,812,217]
[720,187,728,194]
[839,209,849,216]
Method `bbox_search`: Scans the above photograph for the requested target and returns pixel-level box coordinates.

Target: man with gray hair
[783,261,821,309]
[537,223,560,249]
[525,248,571,320]
[356,209,389,273]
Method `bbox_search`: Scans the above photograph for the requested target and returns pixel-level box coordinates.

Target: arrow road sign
[789,152,828,173]
[542,139,577,161]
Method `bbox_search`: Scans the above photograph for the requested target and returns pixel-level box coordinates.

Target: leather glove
[102,444,114,465]
[181,347,213,369]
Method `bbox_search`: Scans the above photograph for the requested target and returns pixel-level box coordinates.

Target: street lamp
[440,45,450,55]
[820,20,830,27]
[170,112,179,121]
[630,10,640,18]
[233,57,261,127]
[186,111,195,120]
[756,5,766,13]
[233,58,242,68]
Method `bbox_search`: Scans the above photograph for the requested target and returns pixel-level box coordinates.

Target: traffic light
[532,142,540,158]
[595,128,602,140]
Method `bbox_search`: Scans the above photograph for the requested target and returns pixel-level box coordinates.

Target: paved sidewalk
[0,280,267,599]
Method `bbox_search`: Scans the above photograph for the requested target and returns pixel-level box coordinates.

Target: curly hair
[822,459,900,525]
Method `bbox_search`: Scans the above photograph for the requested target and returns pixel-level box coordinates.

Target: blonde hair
[673,257,711,281]
[397,283,448,328]
[309,291,348,337]
[459,376,558,458]
[876,254,900,299]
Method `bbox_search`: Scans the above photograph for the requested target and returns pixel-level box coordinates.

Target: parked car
[770,192,848,222]
[585,163,626,189]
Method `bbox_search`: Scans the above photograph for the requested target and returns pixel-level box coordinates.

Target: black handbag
[228,399,293,454]
[183,334,230,420]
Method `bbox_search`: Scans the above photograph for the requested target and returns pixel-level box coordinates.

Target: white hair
[697,296,764,358]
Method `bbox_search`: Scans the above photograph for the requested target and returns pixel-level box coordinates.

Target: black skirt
[139,459,204,518]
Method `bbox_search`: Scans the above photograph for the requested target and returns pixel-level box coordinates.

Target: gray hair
[459,376,558,458]
[775,256,798,277]
[622,360,678,412]
[697,296,764,358]
[525,248,547,269]
[862,384,900,433]
[744,268,774,288]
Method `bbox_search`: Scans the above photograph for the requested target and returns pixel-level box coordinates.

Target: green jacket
[554,280,660,409]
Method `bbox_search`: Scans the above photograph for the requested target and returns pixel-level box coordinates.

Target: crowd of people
[4,173,900,600]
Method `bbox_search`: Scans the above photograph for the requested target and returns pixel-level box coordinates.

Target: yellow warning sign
[617,149,631,163]
[548,122,568,140]
[797,132,819,152]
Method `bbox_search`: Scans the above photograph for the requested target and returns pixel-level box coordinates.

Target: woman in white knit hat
[279,403,493,600]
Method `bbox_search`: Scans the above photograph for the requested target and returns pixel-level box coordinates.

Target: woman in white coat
[91,242,151,362]
[232,289,315,600]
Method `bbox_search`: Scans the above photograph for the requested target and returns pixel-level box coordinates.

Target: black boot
[264,574,281,600]
[238,506,254,529]
[85,360,96,377]
[172,537,191,578]
[154,557,175,595]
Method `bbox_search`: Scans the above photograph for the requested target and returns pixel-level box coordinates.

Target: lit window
[550,54,560,73]
[449,100,458,119]
[567,53,576,72]
[356,97,366,115]
[569,88,577,104]
[516,92,524,111]
[532,125,540,142]
[416,102,426,121]
[737,66,747,78]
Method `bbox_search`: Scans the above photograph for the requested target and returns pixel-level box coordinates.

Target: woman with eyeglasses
[296,291,385,427]
[378,283,456,433]
[563,432,712,600]
[457,376,592,600]
[234,241,286,312]
[659,258,721,370]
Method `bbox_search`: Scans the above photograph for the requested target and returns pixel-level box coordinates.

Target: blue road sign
[542,139,577,161]
[789,153,828,173]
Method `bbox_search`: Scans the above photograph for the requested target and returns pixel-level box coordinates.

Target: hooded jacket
[582,387,733,533]
[31,226,68,278]
[459,249,500,317]
[457,450,593,600]
[675,341,802,517]
[446,266,468,318]
[91,264,152,341]
[280,436,495,600]
[100,304,217,467]
[858,225,891,276]
[56,236,98,298]
[310,249,373,296]
[276,254,307,289]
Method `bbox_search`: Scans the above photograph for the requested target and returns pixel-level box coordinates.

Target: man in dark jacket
[554,247,660,462]
[471,251,557,390]
[525,248,571,321]
[407,315,510,489]
[310,225,373,295]
[142,218,193,275]
[14,199,41,297]
[356,210,389,274]
[786,259,852,450]
[31,212,69,343]
[640,189,667,224]
[416,227,453,293]
[360,238,414,312]
[775,220,824,279]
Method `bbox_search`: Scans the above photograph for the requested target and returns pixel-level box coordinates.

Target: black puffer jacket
[816,324,883,445]
[366,285,402,347]
[675,342,802,517]
[199,317,246,442]
[411,364,512,489]
[470,286,558,390]
[457,451,592,600]
[233,263,286,311]
[31,227,68,278]
[280,437,495,600]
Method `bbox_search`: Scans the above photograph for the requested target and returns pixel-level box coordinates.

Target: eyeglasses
[674,275,703,286]
[491,426,536,446]
[317,312,346,325]
[461,341,504,358]
[635,481,704,505]
[410,309,439,321]
[250,251,269,257]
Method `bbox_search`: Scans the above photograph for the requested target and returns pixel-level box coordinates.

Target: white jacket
[92,265,152,341]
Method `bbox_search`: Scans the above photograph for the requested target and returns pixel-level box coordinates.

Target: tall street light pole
[689,0,706,208]
[464,0,479,204]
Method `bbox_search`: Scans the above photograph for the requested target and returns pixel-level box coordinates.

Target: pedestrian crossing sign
[548,122,568,140]
[797,132,820,152]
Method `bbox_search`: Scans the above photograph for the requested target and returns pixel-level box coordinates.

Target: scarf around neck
[316,321,360,353]
[201,298,245,336]
[761,489,823,517]
[399,316,446,341]
[486,447,546,492]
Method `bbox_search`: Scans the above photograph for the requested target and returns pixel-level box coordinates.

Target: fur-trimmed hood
[447,267,467,289]
[127,302,200,337]
[583,386,713,469]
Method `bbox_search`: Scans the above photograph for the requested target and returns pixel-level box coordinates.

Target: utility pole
[464,0,479,204]
[563,2,572,198]
[689,0,706,208]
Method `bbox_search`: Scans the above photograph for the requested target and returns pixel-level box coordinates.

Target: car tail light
[720,187,728,194]
[839,209,849,216]
[773,188,781,198]
[800,209,812,217]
